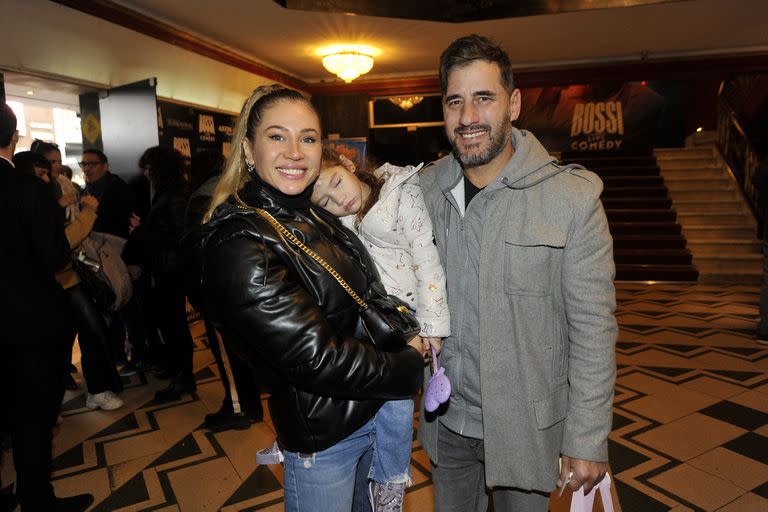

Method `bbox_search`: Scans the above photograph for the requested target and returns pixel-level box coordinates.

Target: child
[311,148,450,511]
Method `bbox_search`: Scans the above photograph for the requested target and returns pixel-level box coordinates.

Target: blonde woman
[190,85,427,511]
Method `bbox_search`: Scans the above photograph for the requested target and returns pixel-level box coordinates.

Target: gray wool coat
[417,128,617,492]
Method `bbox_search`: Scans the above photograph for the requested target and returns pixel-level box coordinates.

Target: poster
[517,81,686,153]
[323,138,368,170]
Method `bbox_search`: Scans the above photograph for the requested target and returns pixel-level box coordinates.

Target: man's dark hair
[12,151,51,174]
[83,148,108,164]
[0,103,17,148]
[439,34,515,96]
[139,145,187,195]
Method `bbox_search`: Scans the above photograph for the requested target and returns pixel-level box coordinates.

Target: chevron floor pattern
[1,282,767,511]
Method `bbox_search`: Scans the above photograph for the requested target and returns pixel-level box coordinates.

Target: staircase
[655,143,762,282]
[560,153,698,281]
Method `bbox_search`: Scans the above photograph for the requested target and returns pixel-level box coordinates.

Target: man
[418,35,617,511]
[0,103,94,511]
[81,149,135,238]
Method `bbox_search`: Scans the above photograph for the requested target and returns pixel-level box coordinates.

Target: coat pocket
[503,226,566,296]
[533,383,568,430]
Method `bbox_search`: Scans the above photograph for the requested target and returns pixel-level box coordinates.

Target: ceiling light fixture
[322,51,374,83]
[388,96,423,111]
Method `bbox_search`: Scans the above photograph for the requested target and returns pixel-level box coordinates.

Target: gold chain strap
[235,198,368,309]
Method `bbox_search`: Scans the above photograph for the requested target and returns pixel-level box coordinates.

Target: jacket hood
[497,128,564,190]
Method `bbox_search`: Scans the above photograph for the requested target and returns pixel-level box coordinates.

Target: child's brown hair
[321,146,383,228]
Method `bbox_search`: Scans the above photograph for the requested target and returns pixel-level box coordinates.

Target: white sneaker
[86,391,124,411]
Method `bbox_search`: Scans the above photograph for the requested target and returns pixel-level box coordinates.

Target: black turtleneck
[242,173,315,211]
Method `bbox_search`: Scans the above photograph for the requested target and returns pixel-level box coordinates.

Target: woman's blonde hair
[203,84,317,222]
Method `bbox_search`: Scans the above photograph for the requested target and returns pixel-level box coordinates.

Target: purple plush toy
[424,345,451,412]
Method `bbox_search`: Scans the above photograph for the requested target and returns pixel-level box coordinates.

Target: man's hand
[557,455,608,496]
[128,213,141,234]
[58,193,76,207]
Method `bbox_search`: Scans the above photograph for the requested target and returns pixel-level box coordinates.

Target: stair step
[668,189,741,201]
[609,222,682,235]
[687,239,762,254]
[602,187,669,199]
[659,168,725,179]
[605,209,677,222]
[664,178,733,191]
[677,212,756,227]
[658,158,718,169]
[694,255,762,276]
[614,249,693,265]
[683,225,757,239]
[603,198,672,209]
[687,131,718,147]
[671,200,747,213]
[561,156,657,167]
[602,176,665,187]
[654,147,713,159]
[615,264,698,281]
[591,167,661,177]
[614,235,687,250]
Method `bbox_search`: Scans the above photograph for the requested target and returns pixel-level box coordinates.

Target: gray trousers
[431,422,550,512]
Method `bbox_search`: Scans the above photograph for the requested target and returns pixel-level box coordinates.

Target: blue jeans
[371,399,413,485]
[283,419,375,512]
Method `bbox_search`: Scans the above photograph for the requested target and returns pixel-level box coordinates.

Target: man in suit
[0,103,94,511]
[417,35,617,511]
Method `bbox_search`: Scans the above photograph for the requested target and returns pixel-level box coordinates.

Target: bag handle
[570,473,614,512]
[234,197,369,309]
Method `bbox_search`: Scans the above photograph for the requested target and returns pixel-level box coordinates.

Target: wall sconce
[388,96,424,111]
[322,51,374,83]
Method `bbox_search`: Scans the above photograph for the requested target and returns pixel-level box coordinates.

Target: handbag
[73,250,116,312]
[424,345,451,412]
[570,474,615,512]
[239,202,421,350]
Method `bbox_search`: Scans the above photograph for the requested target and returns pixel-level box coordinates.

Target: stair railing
[717,95,763,236]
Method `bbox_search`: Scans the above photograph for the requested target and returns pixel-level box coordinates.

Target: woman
[13,151,125,410]
[194,85,426,511]
[124,146,195,402]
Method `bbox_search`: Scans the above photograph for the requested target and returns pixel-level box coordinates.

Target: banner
[517,81,686,153]
[156,100,236,168]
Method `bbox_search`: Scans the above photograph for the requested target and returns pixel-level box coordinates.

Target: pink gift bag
[570,474,614,512]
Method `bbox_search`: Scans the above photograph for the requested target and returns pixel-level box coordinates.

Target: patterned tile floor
[2,282,767,511]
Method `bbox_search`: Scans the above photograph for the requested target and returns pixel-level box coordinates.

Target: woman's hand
[128,213,141,234]
[406,335,429,358]
[80,195,99,211]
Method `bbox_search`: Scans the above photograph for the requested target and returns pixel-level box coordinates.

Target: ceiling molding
[50,0,310,91]
[309,53,768,96]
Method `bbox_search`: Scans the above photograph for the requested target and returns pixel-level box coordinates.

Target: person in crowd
[15,151,125,409]
[183,149,265,431]
[417,35,617,511]
[124,146,195,402]
[0,104,94,511]
[310,148,450,510]
[81,149,135,239]
[31,140,79,222]
[191,85,426,511]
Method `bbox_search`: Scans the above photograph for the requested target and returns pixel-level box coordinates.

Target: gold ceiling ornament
[388,96,424,111]
[321,51,374,83]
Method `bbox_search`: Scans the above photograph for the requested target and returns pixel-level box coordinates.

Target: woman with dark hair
[192,85,427,511]
[14,151,125,410]
[125,146,195,402]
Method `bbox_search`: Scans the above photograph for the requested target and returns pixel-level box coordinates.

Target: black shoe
[154,378,196,403]
[53,493,94,512]
[63,374,78,391]
[204,404,263,432]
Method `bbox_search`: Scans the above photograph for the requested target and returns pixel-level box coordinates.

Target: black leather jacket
[195,179,424,453]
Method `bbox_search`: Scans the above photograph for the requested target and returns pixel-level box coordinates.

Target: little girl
[311,148,450,511]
